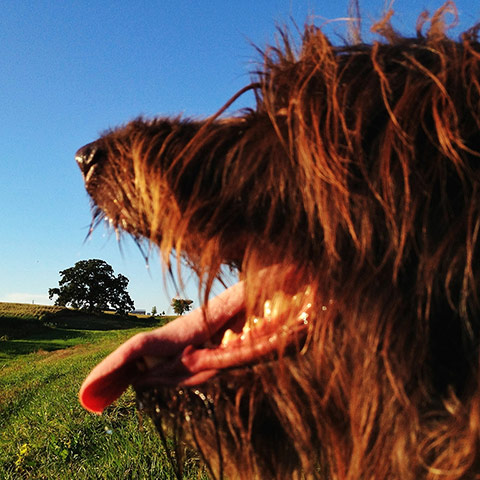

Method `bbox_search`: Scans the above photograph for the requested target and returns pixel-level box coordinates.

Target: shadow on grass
[0,307,175,358]
[0,329,94,357]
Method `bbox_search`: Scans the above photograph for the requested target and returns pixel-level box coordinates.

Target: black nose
[75,142,105,178]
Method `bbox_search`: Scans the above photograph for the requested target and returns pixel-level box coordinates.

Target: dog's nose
[75,142,105,178]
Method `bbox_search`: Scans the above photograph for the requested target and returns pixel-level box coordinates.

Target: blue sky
[0,0,477,313]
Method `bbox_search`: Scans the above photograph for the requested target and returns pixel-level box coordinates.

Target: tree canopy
[171,298,193,315]
[48,259,135,314]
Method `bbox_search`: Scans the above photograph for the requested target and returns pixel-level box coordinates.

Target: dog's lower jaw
[135,364,316,480]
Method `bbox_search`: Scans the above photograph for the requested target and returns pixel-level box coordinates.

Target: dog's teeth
[268,333,278,343]
[264,293,287,320]
[221,328,235,347]
[221,287,314,349]
[299,311,309,324]
[251,316,264,329]
[264,300,273,319]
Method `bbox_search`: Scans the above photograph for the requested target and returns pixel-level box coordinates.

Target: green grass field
[0,303,209,479]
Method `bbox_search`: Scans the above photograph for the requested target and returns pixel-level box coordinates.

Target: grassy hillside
[0,302,166,338]
[0,303,208,479]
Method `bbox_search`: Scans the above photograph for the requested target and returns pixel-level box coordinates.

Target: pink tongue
[79,281,245,414]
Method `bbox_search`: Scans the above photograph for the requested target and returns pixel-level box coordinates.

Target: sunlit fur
[81,3,480,478]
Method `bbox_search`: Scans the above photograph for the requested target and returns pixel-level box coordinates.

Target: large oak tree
[49,259,134,314]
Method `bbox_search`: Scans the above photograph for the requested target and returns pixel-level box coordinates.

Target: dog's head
[77,8,480,479]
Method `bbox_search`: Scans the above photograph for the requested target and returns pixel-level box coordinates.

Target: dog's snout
[75,142,105,178]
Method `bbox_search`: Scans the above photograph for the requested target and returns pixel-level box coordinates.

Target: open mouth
[79,266,314,414]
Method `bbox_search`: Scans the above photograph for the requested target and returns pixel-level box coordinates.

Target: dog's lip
[79,265,311,414]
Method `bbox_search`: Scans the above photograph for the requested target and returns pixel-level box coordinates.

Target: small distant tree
[151,306,157,317]
[48,259,135,314]
[171,298,193,315]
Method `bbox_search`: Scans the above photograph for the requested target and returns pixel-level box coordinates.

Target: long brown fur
[78,3,480,478]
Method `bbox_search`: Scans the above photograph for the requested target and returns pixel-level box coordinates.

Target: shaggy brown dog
[77,5,480,479]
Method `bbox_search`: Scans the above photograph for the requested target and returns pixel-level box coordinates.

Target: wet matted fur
[77,4,480,479]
